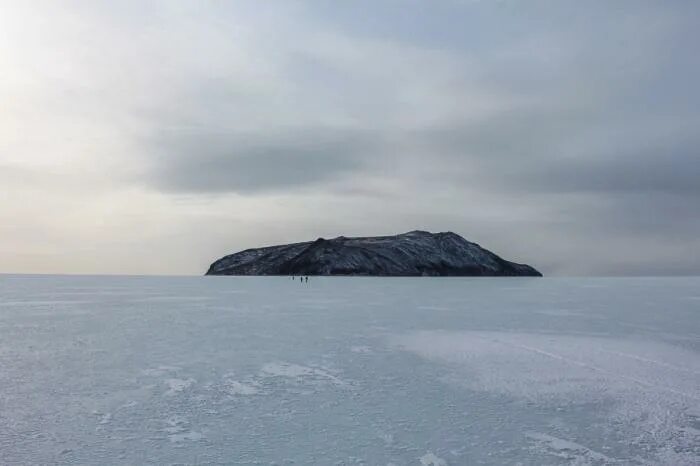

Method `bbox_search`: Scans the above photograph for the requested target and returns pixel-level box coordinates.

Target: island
[206,230,541,277]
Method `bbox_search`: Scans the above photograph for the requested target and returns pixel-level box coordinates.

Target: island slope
[206,231,541,277]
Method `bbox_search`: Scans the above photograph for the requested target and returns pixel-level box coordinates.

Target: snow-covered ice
[420,451,448,465]
[0,275,698,465]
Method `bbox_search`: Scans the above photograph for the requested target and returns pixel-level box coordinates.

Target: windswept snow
[419,451,448,465]
[260,362,347,386]
[223,378,260,396]
[525,432,615,464]
[164,378,196,396]
[0,275,698,465]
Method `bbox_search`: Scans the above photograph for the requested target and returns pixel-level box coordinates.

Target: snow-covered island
[206,230,542,276]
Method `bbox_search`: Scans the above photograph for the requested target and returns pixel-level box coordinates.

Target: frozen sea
[1,276,699,465]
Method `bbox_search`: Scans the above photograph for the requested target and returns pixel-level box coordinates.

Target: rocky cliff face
[206,231,542,277]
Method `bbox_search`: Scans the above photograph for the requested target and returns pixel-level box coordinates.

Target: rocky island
[206,230,541,277]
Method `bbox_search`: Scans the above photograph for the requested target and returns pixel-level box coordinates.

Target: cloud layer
[0,0,698,275]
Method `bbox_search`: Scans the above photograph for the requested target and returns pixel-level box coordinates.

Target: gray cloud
[527,146,700,197]
[422,111,700,198]
[147,127,379,193]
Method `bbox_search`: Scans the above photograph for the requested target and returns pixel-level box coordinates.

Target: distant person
[305,276,308,283]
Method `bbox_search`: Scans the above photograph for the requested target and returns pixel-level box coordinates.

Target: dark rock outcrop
[206,231,542,277]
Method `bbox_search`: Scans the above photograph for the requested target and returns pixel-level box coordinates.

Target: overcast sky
[1,0,698,276]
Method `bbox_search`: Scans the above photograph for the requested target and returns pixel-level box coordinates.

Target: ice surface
[420,451,448,465]
[0,275,698,465]
[164,378,196,396]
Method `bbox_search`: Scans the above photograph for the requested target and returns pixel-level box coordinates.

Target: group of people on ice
[291,276,309,283]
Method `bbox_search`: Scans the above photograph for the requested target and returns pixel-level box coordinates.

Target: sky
[1,0,698,276]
